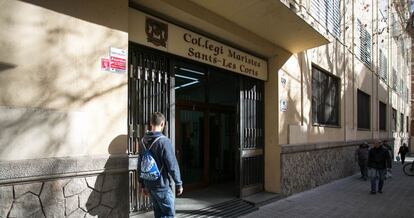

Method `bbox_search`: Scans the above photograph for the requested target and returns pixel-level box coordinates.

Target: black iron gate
[128,43,173,213]
[238,78,264,197]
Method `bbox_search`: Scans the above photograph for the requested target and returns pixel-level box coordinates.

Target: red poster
[101,58,110,71]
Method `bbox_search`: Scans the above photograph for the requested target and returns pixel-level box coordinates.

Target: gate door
[238,78,264,197]
[128,43,173,213]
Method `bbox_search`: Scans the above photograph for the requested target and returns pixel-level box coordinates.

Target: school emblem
[146,17,168,47]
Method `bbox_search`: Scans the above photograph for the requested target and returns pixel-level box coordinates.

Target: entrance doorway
[174,62,238,194]
[127,43,264,214]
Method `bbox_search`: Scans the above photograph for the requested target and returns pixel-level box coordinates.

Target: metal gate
[238,78,264,197]
[128,43,173,213]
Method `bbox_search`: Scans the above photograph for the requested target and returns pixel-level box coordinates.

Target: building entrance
[128,43,264,214]
[174,62,238,192]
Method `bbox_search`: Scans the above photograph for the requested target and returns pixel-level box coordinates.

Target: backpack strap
[141,136,165,151]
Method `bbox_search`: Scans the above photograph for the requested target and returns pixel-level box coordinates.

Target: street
[242,159,414,218]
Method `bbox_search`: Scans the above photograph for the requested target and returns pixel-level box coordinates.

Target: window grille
[392,68,398,91]
[356,19,372,66]
[310,0,341,39]
[379,49,388,82]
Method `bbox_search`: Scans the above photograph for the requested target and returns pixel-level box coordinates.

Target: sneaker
[370,191,376,194]
[378,190,383,194]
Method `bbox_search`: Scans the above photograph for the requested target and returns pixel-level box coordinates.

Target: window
[407,88,409,103]
[310,0,341,39]
[356,19,372,66]
[379,49,388,82]
[392,69,398,91]
[312,66,340,126]
[407,116,409,132]
[357,90,370,129]
[392,108,397,131]
[400,113,404,132]
[379,101,386,131]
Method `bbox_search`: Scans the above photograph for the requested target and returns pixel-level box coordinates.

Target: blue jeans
[370,169,386,192]
[149,188,175,218]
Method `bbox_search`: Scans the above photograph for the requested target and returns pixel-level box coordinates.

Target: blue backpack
[139,136,165,181]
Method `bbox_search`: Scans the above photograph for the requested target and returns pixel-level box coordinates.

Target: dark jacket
[398,145,409,156]
[368,146,391,169]
[138,131,183,191]
[356,146,369,163]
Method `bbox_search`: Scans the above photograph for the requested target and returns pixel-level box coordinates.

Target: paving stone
[0,186,13,217]
[65,194,79,216]
[40,180,67,218]
[9,193,42,217]
[242,161,414,218]
[14,182,43,198]
[86,175,104,192]
[67,208,86,218]
[79,188,101,212]
[64,178,87,197]
[85,205,112,217]
[28,209,45,218]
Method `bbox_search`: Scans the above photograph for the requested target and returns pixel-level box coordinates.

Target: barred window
[392,69,398,91]
[379,49,388,82]
[407,116,409,132]
[379,101,386,131]
[407,88,409,103]
[310,0,341,39]
[312,66,340,126]
[356,19,372,66]
[392,108,397,131]
[357,90,371,130]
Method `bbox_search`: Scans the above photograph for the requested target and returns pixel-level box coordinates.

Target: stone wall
[280,139,392,196]
[0,155,128,218]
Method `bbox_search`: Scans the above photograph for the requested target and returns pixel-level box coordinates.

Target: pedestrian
[368,140,391,194]
[382,142,393,179]
[355,142,369,180]
[138,112,183,218]
[398,143,409,164]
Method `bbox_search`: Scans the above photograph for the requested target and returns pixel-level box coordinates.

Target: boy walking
[138,112,183,218]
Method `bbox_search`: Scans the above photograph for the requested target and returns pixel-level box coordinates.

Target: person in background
[355,142,369,180]
[382,142,393,179]
[398,143,409,165]
[368,140,391,194]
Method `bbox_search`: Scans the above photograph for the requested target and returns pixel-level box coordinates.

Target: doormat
[176,199,258,218]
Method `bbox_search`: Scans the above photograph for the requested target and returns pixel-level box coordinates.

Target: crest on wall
[146,17,168,47]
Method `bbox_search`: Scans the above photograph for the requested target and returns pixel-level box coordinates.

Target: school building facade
[0,0,412,217]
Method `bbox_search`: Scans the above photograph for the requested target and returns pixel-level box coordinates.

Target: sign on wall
[101,47,127,73]
[280,99,288,112]
[130,11,268,81]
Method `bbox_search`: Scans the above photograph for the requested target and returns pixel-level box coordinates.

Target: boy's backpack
[139,136,165,181]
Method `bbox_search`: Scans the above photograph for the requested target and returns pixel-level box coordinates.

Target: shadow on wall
[20,0,128,32]
[0,62,16,73]
[0,0,128,159]
[84,135,129,217]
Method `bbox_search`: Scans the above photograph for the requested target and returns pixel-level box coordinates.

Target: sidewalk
[242,159,414,218]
